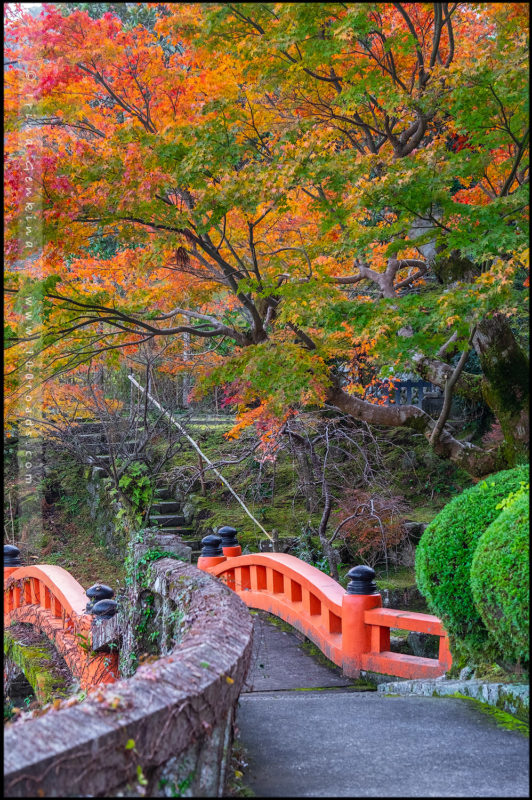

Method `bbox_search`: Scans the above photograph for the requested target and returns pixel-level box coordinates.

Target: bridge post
[4,545,22,580]
[218,526,242,558]
[197,535,226,571]
[341,565,382,678]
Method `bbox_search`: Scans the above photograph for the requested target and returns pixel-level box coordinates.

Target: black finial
[4,545,21,567]
[90,599,118,619]
[218,526,238,549]
[201,534,223,557]
[86,583,114,612]
[346,565,378,595]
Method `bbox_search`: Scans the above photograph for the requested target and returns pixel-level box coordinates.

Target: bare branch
[429,328,476,446]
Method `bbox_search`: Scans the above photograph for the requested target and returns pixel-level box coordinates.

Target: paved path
[236,613,529,797]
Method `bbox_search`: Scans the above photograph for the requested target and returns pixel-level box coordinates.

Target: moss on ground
[374,566,416,589]
[164,425,471,558]
[448,693,529,736]
[300,639,342,672]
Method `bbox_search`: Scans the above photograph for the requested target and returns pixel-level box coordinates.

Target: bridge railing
[4,551,118,689]
[198,533,452,680]
[4,557,253,798]
[359,607,451,678]
[5,565,91,633]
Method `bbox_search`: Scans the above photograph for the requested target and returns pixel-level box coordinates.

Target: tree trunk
[326,384,499,477]
[197,454,206,496]
[413,355,483,403]
[473,314,529,465]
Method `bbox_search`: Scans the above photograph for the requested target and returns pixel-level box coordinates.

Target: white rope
[127,374,273,541]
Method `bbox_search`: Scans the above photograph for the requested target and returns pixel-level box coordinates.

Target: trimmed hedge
[471,490,529,665]
[415,464,529,659]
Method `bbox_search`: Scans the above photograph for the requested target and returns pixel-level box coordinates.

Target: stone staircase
[72,420,141,468]
[71,420,203,560]
[149,485,202,562]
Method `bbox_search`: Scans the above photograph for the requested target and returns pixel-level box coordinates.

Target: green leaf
[136,765,148,786]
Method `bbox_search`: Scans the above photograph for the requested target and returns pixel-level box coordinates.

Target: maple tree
[4,2,529,476]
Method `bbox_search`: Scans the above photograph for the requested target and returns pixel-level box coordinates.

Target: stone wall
[4,625,75,706]
[377,677,529,721]
[86,467,132,559]
[4,559,254,798]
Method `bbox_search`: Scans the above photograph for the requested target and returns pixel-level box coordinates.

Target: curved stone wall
[4,558,253,798]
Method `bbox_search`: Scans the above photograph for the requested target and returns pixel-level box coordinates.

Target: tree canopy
[4,2,529,475]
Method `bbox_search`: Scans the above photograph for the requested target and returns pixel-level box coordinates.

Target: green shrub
[415,463,529,659]
[471,490,529,666]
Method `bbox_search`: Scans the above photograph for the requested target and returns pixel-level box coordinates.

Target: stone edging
[377,677,529,719]
[4,559,254,798]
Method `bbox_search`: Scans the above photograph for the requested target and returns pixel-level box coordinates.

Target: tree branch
[429,329,475,446]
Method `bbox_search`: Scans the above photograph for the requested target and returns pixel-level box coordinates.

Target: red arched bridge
[197,529,452,680]
[4,546,118,690]
[4,530,451,692]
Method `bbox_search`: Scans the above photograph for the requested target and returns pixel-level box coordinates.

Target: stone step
[154,487,174,500]
[150,526,195,537]
[180,538,202,550]
[85,444,141,460]
[77,431,106,442]
[149,514,187,527]
[80,441,107,450]
[151,501,182,514]
[86,454,112,464]
[73,422,105,433]
[78,432,140,446]
[187,417,235,424]
[75,422,146,437]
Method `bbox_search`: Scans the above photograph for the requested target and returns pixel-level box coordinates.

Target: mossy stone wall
[4,628,73,705]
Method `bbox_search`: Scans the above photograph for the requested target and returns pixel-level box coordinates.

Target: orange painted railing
[4,565,118,689]
[200,551,451,680]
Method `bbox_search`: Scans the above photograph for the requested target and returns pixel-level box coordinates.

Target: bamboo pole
[127,374,273,541]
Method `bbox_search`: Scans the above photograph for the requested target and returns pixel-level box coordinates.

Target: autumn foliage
[4,3,529,474]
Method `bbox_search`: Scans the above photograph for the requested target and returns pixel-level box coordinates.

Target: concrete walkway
[236,613,529,797]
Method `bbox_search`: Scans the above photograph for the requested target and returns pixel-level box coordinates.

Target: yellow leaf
[226,676,234,684]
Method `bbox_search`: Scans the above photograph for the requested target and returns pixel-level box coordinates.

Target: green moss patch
[448,693,529,737]
[4,624,75,705]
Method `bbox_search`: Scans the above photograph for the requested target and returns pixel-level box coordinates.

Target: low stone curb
[377,677,529,719]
